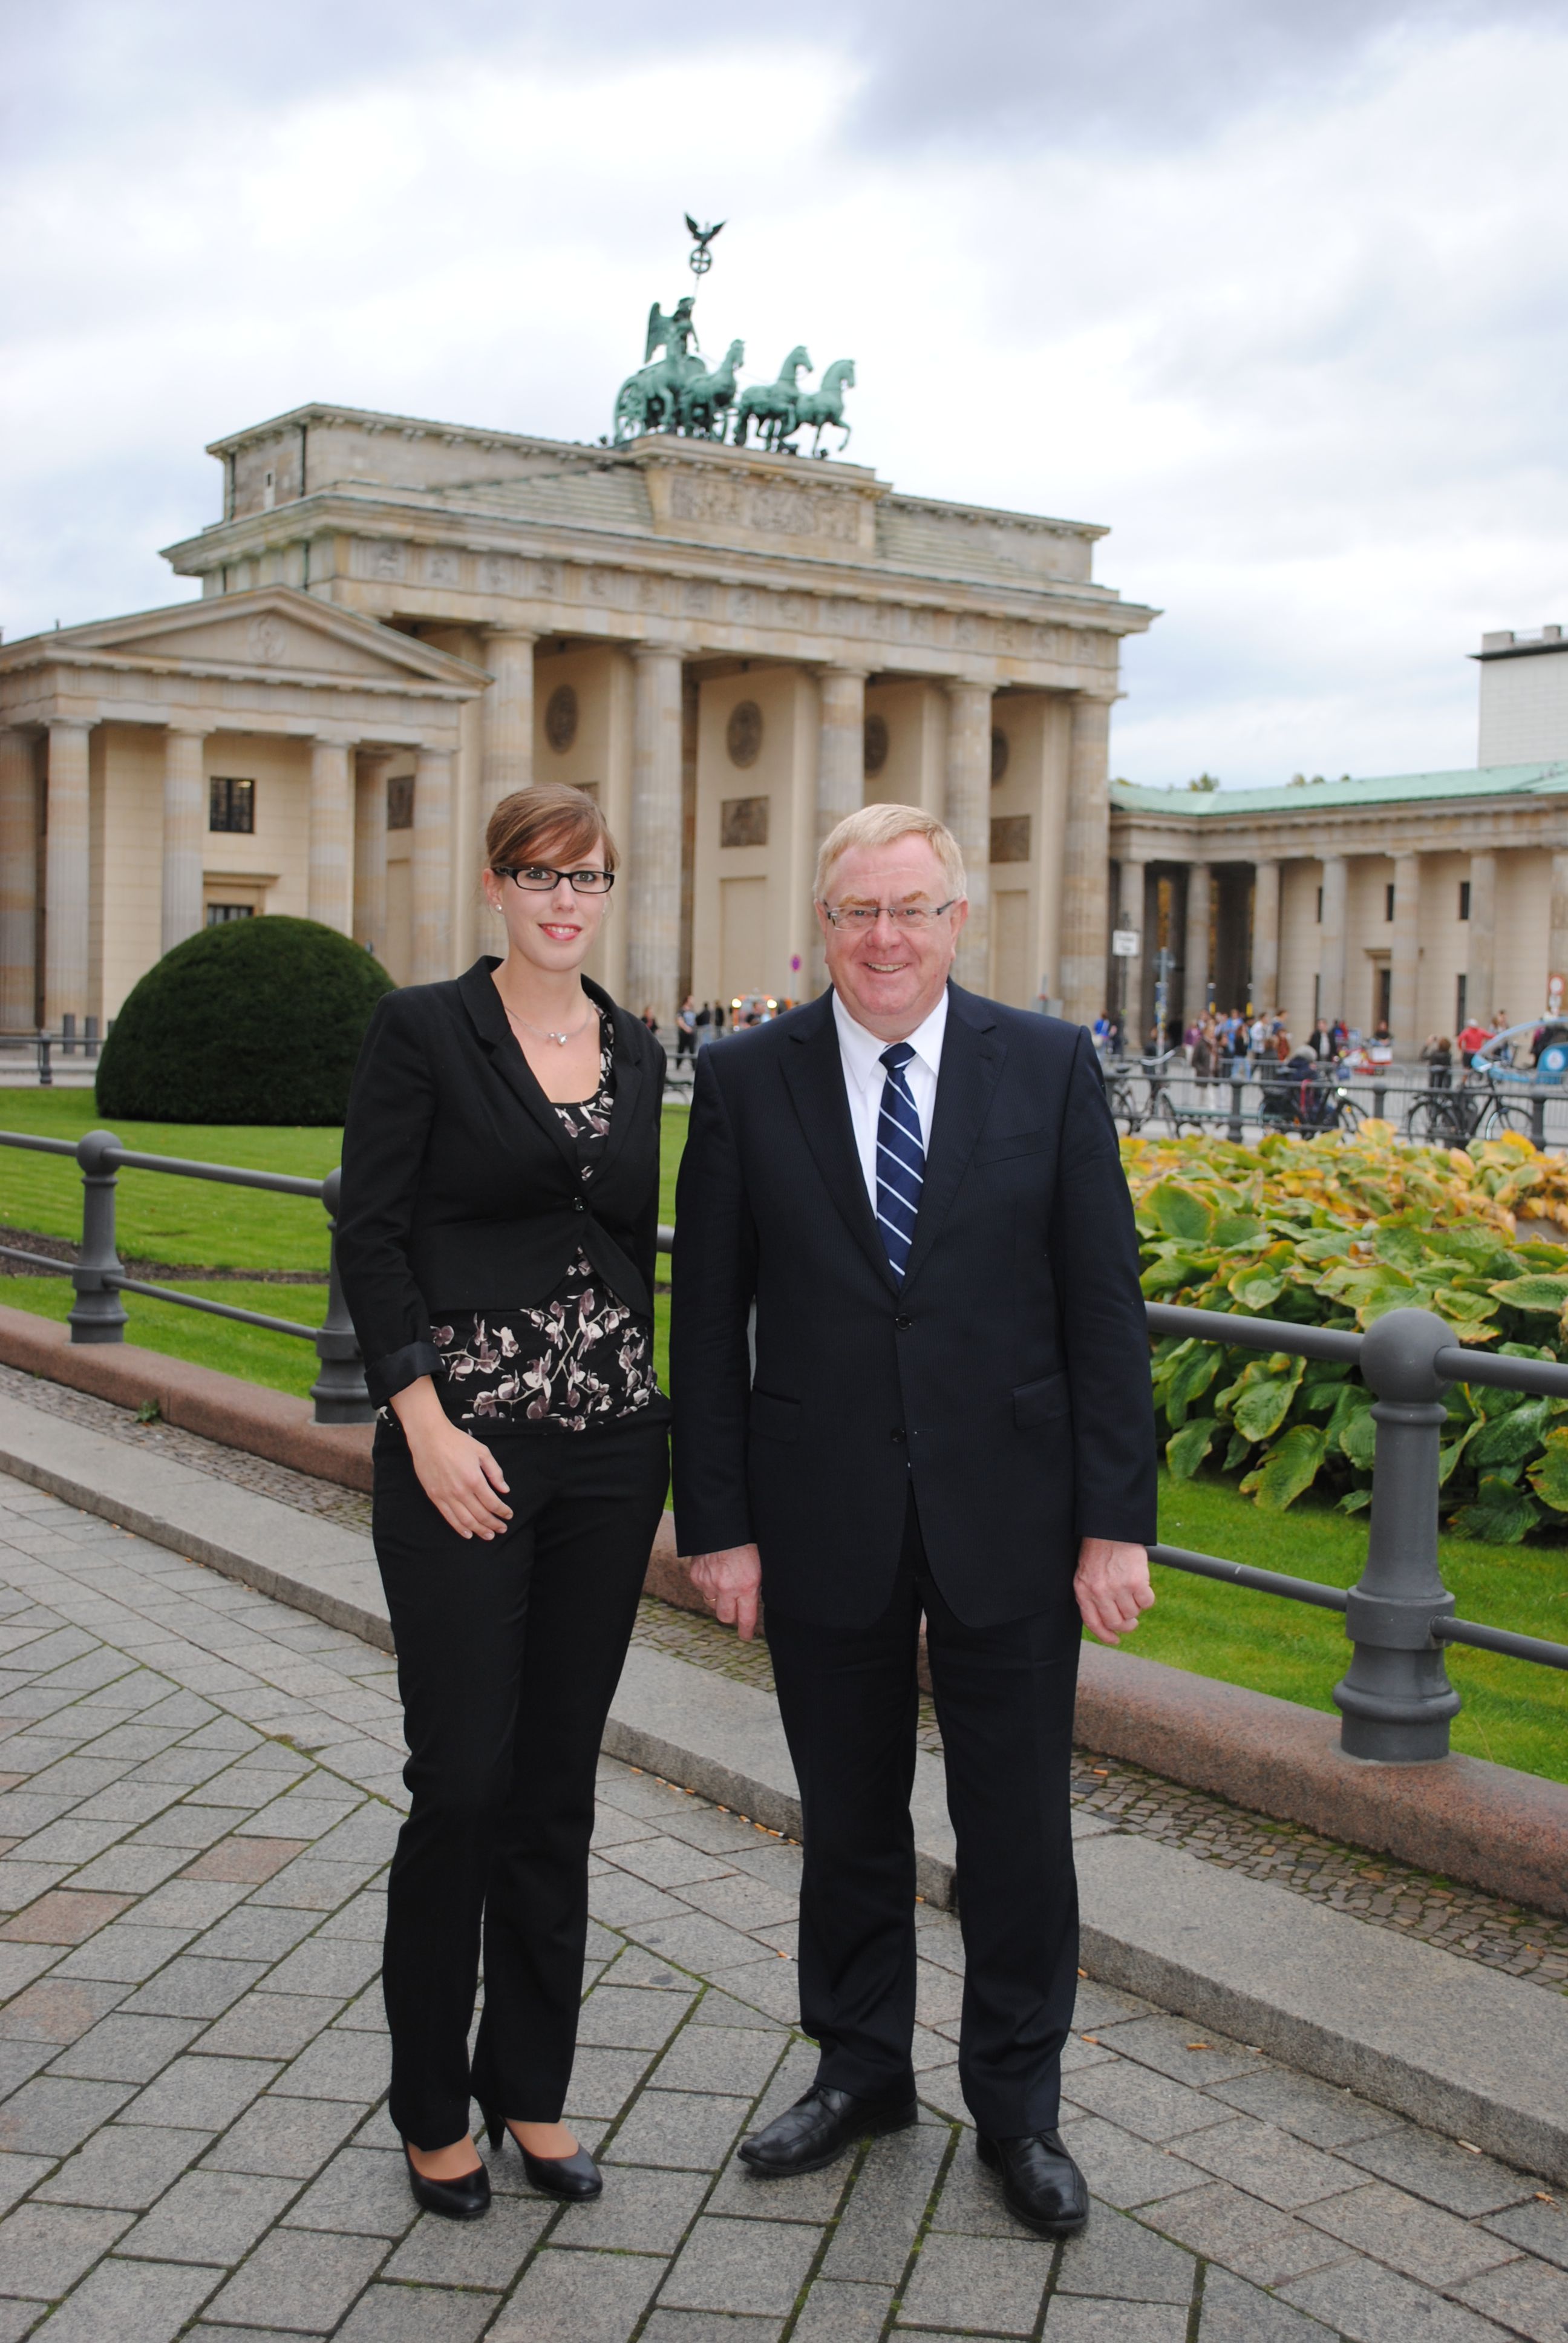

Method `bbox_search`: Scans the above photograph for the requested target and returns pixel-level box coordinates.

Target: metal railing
[0,1129,370,1425]
[0,1026,104,1086]
[1105,1057,1565,1147]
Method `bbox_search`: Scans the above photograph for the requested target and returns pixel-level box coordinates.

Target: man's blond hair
[814,804,967,904]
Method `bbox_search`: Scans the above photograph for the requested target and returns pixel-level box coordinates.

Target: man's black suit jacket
[337,961,664,1411]
[670,983,1156,1631]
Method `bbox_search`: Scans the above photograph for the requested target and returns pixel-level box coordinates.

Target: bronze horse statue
[731,347,812,451]
[786,358,855,456]
[682,339,745,439]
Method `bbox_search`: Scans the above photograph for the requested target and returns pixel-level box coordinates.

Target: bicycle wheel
[1478,1099,1536,1141]
[1333,1096,1366,1135]
[1404,1098,1439,1142]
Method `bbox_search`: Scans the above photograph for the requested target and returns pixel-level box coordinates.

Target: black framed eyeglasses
[492,865,616,895]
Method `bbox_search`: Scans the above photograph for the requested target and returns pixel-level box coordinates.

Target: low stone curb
[2,1381,1567,2181]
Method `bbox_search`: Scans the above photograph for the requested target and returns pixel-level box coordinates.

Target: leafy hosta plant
[1126,1126,1568,1539]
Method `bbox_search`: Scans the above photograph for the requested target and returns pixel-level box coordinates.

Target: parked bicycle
[1258,1057,1365,1138]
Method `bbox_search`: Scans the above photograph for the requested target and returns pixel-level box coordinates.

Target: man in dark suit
[671,804,1157,2235]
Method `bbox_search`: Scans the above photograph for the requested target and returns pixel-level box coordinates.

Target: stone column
[1251,858,1281,1015]
[1468,849,1497,1026]
[483,629,536,819]
[1117,857,1146,1043]
[1390,851,1421,1052]
[1058,692,1114,1027]
[945,681,992,991]
[626,644,683,1026]
[354,752,392,958]
[1549,849,1568,1005]
[1318,853,1348,1026]
[0,730,37,1031]
[44,721,91,1032]
[411,747,454,983]
[160,727,209,955]
[307,741,354,935]
[812,667,867,990]
[1184,862,1210,1023]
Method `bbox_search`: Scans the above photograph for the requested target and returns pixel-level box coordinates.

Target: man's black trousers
[372,1415,668,2149]
[764,1495,1082,2138]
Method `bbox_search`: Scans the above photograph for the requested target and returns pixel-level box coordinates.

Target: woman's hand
[390,1377,512,1541]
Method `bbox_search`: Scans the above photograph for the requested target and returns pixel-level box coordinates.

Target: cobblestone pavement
[4,1357,1568,2003]
[0,1476,1564,2336]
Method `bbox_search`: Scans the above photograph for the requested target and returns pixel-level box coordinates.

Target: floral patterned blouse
[429,1013,664,1433]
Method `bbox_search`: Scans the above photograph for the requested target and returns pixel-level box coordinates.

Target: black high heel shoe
[481,2105,603,2201]
[402,2138,491,2221]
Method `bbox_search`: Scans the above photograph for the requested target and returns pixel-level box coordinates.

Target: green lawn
[3,1087,1562,1783]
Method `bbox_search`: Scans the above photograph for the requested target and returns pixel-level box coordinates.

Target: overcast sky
[4,0,1564,788]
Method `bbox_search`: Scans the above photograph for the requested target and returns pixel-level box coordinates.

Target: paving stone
[180,1838,308,1885]
[109,1955,266,2022]
[927,2138,1056,2241]
[0,2076,137,2155]
[0,1889,134,1945]
[34,2123,211,2209]
[50,1922,196,1984]
[791,2278,896,2341]
[639,2317,785,2343]
[899,2227,1053,2335]
[1484,2196,1568,2271]
[48,2014,203,2084]
[0,1977,125,2046]
[0,2039,54,2098]
[1449,2254,1568,2342]
[282,2146,416,2238]
[661,2214,823,2315]
[0,2200,131,2298]
[1040,2303,1191,2341]
[131,1880,250,1933]
[1178,2116,1367,2210]
[588,1872,690,1929]
[1056,2200,1198,2303]
[552,2161,710,2253]
[267,2028,387,2105]
[1089,2014,1266,2090]
[1302,2180,1523,2287]
[334,2284,499,2343]
[1195,2265,1341,2340]
[822,2121,949,2278]
[201,2094,360,2178]
[576,1988,693,2053]
[626,1914,777,1976]
[607,1836,737,1890]
[1207,2065,1403,2149]
[704,2152,852,2226]
[132,1809,247,1851]
[121,2053,278,2132]
[199,2224,385,2329]
[250,1859,384,1915]
[313,1892,385,1944]
[562,2045,655,2118]
[26,2253,218,2343]
[256,1940,381,1999]
[1148,2180,1354,2286]
[677,1876,799,1934]
[605,2088,750,2171]
[382,2192,551,2286]
[0,2298,45,2342]
[185,1907,318,1965]
[326,1987,386,2036]
[1054,2115,1207,2212]
[66,1846,192,1896]
[693,1967,799,2027]
[488,2248,667,2343]
[0,1945,68,1999]
[1281,2252,1519,2340]
[1060,2062,1231,2145]
[117,2169,295,2266]
[1341,2124,1542,2217]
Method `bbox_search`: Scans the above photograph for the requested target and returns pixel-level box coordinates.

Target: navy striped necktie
[876,1042,925,1280]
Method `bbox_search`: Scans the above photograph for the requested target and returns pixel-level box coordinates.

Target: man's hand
[688,1544,763,1641]
[1074,1538,1154,1647]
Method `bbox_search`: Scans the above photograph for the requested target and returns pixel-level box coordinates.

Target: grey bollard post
[1531,1091,1546,1145]
[1333,1307,1461,1761]
[68,1130,128,1345]
[1372,1083,1387,1122]
[36,1034,51,1089]
[309,1167,374,1425]
[1227,1078,1244,1142]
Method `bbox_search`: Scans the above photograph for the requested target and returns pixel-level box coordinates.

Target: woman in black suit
[337,782,669,2221]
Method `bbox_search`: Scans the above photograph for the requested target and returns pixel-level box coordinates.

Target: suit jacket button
[895,1315,912,1330]
[890,1427,906,1444]
[572,1197,586,1212]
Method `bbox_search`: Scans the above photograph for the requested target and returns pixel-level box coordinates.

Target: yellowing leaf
[1148,1181,1213,1242]
[1527,1427,1568,1512]
[1240,1424,1327,1511]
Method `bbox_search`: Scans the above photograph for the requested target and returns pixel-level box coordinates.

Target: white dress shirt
[832,986,949,1211]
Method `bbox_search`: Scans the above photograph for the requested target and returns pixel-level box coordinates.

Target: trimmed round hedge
[97,917,395,1125]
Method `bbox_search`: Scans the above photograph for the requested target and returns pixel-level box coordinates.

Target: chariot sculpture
[609,218,854,456]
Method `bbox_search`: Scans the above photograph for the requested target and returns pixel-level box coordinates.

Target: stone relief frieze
[370,542,406,580]
[425,551,459,586]
[666,473,861,544]
[480,555,515,592]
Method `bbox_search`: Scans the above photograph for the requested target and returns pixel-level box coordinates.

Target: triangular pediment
[30,588,486,690]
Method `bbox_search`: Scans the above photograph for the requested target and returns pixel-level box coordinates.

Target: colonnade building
[0,403,1156,1038]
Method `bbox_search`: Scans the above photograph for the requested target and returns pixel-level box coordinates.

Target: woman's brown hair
[485,784,617,876]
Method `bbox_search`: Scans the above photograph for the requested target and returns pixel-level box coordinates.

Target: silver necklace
[505,1000,594,1048]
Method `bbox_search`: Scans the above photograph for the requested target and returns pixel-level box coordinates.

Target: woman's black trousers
[372,1414,668,2149]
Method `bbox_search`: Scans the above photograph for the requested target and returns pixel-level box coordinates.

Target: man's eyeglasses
[820,899,958,931]
[493,865,616,895]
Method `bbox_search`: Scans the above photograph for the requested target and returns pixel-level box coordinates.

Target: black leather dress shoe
[402,2140,491,2221]
[480,2108,603,2201]
[739,2083,918,2178]
[977,2129,1088,2235]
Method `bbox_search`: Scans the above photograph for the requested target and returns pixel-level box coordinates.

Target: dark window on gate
[990,815,1031,864]
[205,903,255,925]
[1455,973,1468,1028]
[1459,880,1471,920]
[1315,886,1323,923]
[387,773,414,830]
[209,777,255,833]
[1385,883,1395,922]
[864,713,889,776]
[990,729,1010,785]
[1376,966,1392,1029]
[721,796,769,848]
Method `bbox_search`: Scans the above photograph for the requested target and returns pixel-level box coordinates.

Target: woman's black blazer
[336,960,666,1409]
